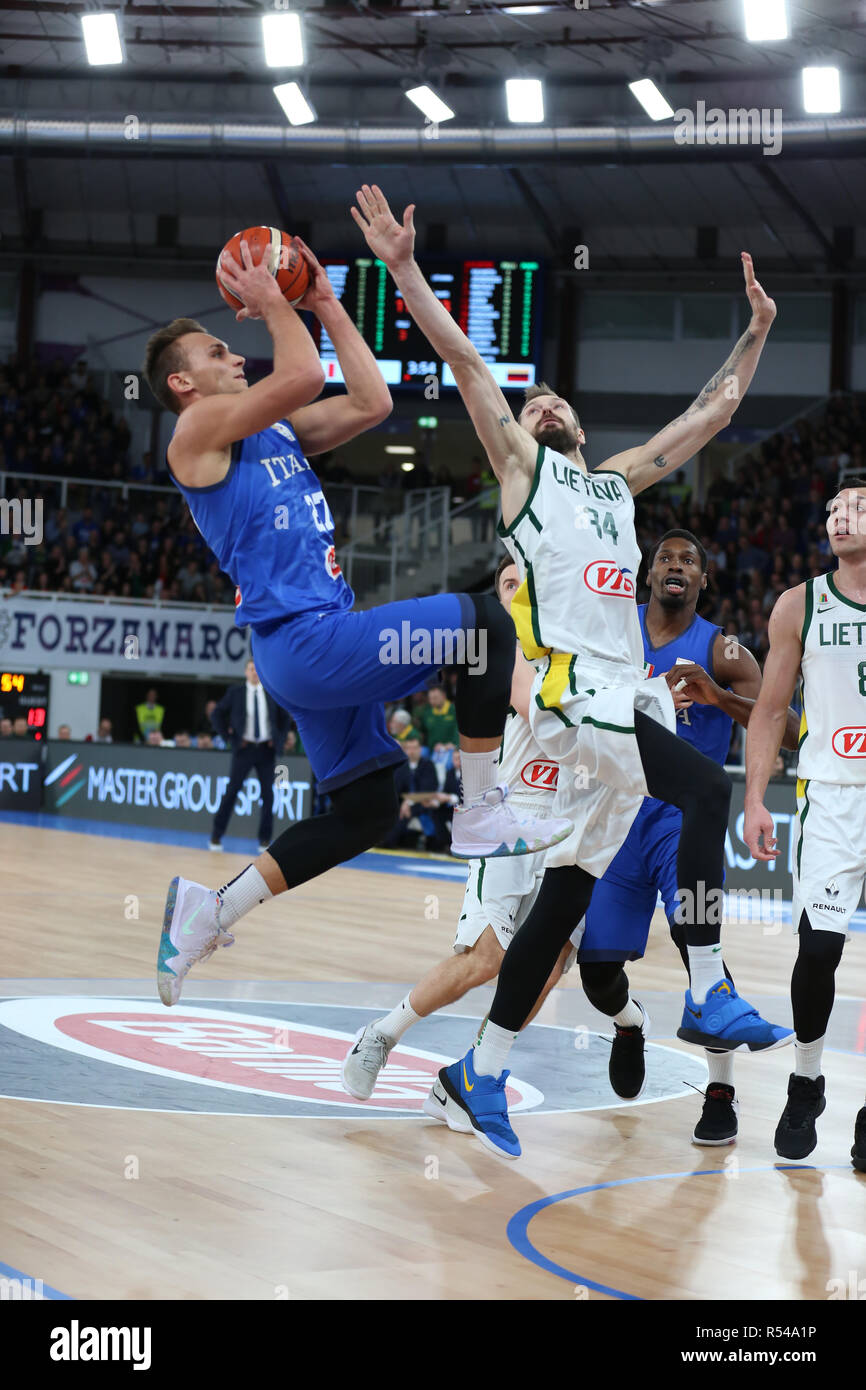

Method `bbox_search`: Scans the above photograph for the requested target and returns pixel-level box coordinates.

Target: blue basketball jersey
[639,604,732,766]
[168,418,354,629]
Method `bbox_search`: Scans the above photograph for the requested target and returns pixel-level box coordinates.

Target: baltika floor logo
[0,997,543,1117]
[0,994,709,1118]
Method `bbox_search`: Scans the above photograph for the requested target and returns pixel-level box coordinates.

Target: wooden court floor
[1,820,864,1302]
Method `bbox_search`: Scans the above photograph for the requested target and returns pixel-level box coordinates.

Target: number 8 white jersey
[498,443,645,676]
[798,572,866,786]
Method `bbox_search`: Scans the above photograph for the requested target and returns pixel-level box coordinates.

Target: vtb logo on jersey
[832,726,866,757]
[520,759,559,791]
[583,561,635,598]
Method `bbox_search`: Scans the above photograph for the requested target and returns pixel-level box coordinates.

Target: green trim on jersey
[568,656,577,697]
[580,715,635,735]
[828,571,866,613]
[509,531,528,564]
[535,692,575,728]
[497,444,545,539]
[801,578,814,649]
[476,860,486,902]
[591,468,630,488]
[526,561,545,651]
[796,780,811,877]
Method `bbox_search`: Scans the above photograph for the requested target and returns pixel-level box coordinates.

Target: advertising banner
[0,594,248,676]
[42,742,312,834]
[725,774,796,899]
[0,738,42,810]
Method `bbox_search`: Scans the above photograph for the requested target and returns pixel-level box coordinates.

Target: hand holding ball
[216,226,310,318]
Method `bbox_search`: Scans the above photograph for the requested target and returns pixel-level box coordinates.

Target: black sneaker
[774,1074,826,1160]
[609,1002,649,1100]
[693,1083,739,1146]
[852,1106,866,1174]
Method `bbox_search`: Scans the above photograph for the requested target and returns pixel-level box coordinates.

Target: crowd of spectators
[633,394,866,664]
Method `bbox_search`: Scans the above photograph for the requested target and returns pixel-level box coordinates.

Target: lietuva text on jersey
[167,419,354,629]
[498,443,644,674]
[799,573,866,783]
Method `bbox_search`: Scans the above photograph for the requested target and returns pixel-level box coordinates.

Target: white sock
[216,865,272,928]
[613,998,644,1029]
[458,749,500,805]
[795,1036,824,1080]
[688,943,725,1004]
[472,1018,517,1078]
[376,994,421,1043]
[706,1049,735,1088]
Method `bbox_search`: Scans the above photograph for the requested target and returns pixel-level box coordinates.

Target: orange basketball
[215,226,310,311]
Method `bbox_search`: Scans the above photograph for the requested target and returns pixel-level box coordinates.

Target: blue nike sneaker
[677,979,793,1052]
[436,1047,521,1159]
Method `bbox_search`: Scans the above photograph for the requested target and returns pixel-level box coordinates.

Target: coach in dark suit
[209,658,291,852]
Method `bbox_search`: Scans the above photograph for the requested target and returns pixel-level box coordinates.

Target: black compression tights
[488,708,731,1033]
[266,766,398,891]
[791,911,845,1044]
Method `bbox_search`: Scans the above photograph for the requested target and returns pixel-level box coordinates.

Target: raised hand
[218,239,285,322]
[741,252,777,330]
[350,184,416,270]
[291,237,338,316]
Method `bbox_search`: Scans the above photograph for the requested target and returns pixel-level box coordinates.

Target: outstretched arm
[743,586,805,860]
[288,239,393,456]
[350,185,536,503]
[603,254,776,496]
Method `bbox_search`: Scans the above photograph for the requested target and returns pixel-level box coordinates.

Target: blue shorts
[578,799,682,962]
[251,593,474,793]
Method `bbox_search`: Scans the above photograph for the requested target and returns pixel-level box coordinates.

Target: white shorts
[454,831,547,953]
[528,658,676,877]
[792,780,866,937]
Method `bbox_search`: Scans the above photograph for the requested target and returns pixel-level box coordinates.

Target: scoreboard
[0,671,50,740]
[313,256,542,391]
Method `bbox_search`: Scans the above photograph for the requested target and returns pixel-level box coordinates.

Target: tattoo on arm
[498,415,510,427]
[681,330,757,419]
[653,454,667,469]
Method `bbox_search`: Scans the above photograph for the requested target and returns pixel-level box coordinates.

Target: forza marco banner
[0,594,248,675]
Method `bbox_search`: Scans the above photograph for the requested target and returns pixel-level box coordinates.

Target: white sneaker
[341,1022,396,1100]
[422,1076,473,1133]
[450,783,572,859]
[208,841,222,852]
[157,876,234,1007]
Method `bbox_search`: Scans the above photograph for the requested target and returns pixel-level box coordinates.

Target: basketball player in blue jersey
[143,238,571,1005]
[569,529,800,1144]
[353,185,791,1159]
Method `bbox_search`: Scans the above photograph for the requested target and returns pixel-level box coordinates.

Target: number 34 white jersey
[497,443,644,676]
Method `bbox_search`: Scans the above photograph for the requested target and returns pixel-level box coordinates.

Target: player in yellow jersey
[745,479,866,1169]
[352,184,791,1159]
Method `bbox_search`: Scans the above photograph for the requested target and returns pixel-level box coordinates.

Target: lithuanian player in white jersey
[745,479,866,1171]
[352,185,791,1158]
[341,555,573,1102]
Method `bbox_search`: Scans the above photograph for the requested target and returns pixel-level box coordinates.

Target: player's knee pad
[453,592,514,738]
[331,766,399,838]
[579,960,629,1015]
[797,911,845,968]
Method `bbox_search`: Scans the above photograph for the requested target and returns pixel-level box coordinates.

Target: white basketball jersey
[498,705,559,808]
[798,572,866,785]
[498,444,644,676]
